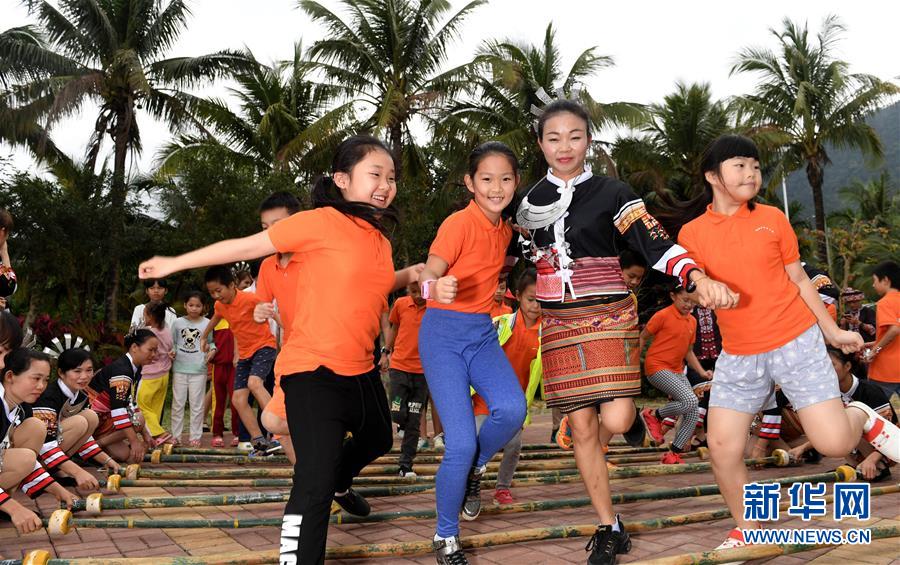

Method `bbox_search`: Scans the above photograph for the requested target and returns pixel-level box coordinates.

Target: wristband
[420,279,437,301]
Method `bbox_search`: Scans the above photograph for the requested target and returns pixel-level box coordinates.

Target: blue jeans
[418,308,526,537]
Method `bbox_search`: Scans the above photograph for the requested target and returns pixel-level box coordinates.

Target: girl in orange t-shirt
[639,284,709,463]
[417,142,526,564]
[672,134,900,553]
[138,136,423,565]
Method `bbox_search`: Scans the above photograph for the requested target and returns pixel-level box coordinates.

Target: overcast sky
[2,0,898,177]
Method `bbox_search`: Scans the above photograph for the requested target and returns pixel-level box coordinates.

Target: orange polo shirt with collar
[677,203,815,355]
[428,200,513,314]
[267,207,395,377]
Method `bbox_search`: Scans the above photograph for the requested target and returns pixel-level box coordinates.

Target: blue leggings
[419,308,526,537]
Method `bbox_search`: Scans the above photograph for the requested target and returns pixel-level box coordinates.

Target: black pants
[388,369,429,468]
[280,367,392,565]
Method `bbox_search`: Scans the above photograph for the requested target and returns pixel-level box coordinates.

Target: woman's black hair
[3,347,51,376]
[516,268,538,293]
[57,348,94,373]
[537,100,592,139]
[144,301,168,329]
[826,346,851,366]
[872,260,900,289]
[618,248,648,270]
[183,290,206,305]
[656,134,760,239]
[0,310,23,351]
[124,328,157,350]
[312,135,398,236]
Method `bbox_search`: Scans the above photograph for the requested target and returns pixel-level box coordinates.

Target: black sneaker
[399,466,418,480]
[585,516,631,565]
[433,535,468,564]
[461,465,485,521]
[335,488,371,517]
[623,412,648,448]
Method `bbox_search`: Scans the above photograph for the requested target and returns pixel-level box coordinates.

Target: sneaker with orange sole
[715,527,751,565]
[556,416,573,450]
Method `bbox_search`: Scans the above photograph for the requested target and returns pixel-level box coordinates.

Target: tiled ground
[1,409,898,563]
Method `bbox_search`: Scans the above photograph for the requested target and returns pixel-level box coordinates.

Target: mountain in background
[783,101,899,218]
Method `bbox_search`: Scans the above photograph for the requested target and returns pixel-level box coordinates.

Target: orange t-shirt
[388,296,426,374]
[644,304,697,375]
[473,314,540,416]
[490,302,512,319]
[825,302,837,322]
[869,290,899,383]
[678,204,816,355]
[428,201,512,314]
[214,291,276,360]
[255,254,302,345]
[267,207,394,377]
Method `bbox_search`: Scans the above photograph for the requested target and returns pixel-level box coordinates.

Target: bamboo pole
[128,449,702,480]
[30,484,895,561]
[51,468,859,530]
[104,452,789,493]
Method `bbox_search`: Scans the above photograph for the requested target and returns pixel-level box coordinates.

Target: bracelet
[420,279,437,300]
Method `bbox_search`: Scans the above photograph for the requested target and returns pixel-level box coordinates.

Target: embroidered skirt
[540,295,640,413]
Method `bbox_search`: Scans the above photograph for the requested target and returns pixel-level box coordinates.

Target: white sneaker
[434,433,445,450]
[850,401,900,462]
[237,441,253,452]
[399,468,417,480]
[715,528,749,565]
[417,437,429,450]
[397,428,405,439]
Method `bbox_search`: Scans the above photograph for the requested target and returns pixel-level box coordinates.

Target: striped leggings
[646,370,699,451]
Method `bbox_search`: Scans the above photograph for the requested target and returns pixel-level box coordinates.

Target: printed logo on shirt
[755,226,776,235]
[179,327,201,352]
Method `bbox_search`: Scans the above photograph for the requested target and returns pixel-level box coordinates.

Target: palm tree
[438,23,643,186]
[157,43,352,187]
[836,172,898,225]
[299,0,484,179]
[0,0,253,326]
[731,14,899,264]
[612,82,730,201]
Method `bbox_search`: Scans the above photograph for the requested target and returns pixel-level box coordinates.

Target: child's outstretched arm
[139,231,276,280]
[419,255,456,304]
[785,261,863,353]
[392,263,425,292]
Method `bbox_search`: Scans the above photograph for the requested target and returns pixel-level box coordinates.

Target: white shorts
[709,324,840,414]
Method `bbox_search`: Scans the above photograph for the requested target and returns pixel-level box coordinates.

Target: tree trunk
[103,110,130,332]
[389,124,403,170]
[805,159,828,265]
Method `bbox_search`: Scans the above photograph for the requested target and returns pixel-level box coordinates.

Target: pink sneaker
[211,436,224,448]
[230,436,240,447]
[189,439,202,448]
[493,488,514,505]
[640,407,666,445]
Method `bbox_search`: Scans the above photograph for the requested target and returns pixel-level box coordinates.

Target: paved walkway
[1,411,898,563]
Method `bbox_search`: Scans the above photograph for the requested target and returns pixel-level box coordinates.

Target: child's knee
[3,448,37,480]
[494,396,526,428]
[683,394,700,411]
[445,432,477,463]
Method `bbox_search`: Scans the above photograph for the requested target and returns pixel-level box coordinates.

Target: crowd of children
[0,100,897,565]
